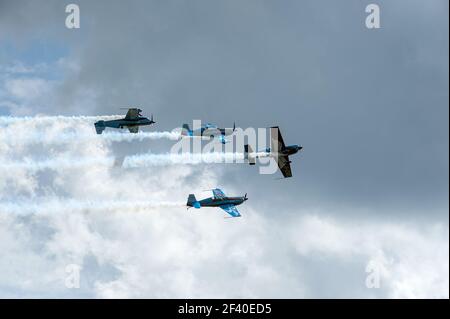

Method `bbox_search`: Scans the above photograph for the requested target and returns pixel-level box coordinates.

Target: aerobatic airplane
[181,122,236,144]
[244,126,302,178]
[186,188,247,218]
[94,108,155,134]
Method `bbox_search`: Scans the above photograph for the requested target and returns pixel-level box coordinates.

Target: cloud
[1,0,448,211]
[290,214,449,298]
[0,61,55,115]
[0,119,448,298]
[0,0,448,299]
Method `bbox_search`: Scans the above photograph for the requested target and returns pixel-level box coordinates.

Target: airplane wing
[270,126,286,152]
[125,108,140,120]
[277,155,293,178]
[212,188,226,199]
[127,126,139,133]
[220,204,241,217]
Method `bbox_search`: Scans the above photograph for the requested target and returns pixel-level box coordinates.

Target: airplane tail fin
[182,124,191,136]
[187,194,201,208]
[94,121,105,134]
[219,135,227,144]
[244,144,256,165]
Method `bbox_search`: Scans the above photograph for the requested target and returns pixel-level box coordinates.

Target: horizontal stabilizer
[181,124,191,136]
[94,121,105,134]
[187,194,200,208]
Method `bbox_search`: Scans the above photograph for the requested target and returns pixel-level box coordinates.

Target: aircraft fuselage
[101,116,153,129]
[188,196,247,208]
[186,127,234,137]
[281,144,303,156]
[265,144,303,156]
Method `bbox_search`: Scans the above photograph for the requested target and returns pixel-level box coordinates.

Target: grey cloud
[0,0,448,298]
[30,0,446,215]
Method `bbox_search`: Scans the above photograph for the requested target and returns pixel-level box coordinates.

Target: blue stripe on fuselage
[198,197,243,207]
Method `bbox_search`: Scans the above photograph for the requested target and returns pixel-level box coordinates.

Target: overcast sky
[0,0,448,298]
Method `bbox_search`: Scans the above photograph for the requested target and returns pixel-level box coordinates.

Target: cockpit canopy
[204,123,217,129]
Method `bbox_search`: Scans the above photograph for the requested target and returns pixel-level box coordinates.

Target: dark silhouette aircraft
[181,122,236,144]
[186,188,247,218]
[244,126,302,178]
[94,108,155,134]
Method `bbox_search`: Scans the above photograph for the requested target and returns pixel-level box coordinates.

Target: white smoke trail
[123,152,246,167]
[97,131,181,142]
[1,130,181,145]
[0,199,186,215]
[0,152,246,172]
[0,157,114,171]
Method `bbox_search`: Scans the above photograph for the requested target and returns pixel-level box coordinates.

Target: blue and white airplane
[181,122,236,144]
[186,188,247,218]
